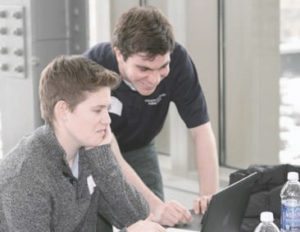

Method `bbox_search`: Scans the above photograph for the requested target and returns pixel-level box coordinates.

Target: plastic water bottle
[280,171,300,232]
[254,211,280,232]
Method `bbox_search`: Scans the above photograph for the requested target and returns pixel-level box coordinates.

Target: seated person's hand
[127,219,165,232]
[85,126,113,150]
[193,194,212,215]
[150,200,192,227]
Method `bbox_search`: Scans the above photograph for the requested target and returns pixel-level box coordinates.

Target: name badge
[87,175,96,195]
[109,96,123,116]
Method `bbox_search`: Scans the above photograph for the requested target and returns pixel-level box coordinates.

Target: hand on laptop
[193,194,212,214]
[150,200,192,226]
[127,219,166,232]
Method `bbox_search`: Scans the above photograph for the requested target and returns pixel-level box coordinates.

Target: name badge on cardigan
[87,175,96,195]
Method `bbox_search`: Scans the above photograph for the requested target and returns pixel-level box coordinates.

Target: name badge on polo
[87,175,96,195]
[109,96,123,116]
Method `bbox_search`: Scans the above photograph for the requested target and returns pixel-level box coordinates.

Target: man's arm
[190,121,219,214]
[111,134,192,226]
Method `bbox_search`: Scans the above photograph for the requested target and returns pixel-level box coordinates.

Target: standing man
[84,5,219,226]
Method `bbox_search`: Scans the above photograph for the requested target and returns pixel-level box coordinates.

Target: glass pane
[279,0,300,164]
[224,0,300,168]
[224,0,280,168]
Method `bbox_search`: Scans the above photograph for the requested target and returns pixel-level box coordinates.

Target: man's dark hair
[112,6,175,60]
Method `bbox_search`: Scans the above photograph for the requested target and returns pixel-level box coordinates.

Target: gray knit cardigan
[0,125,149,232]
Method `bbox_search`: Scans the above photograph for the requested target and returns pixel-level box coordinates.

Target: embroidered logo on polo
[144,93,167,105]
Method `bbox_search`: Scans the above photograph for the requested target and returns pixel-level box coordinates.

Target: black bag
[229,164,300,232]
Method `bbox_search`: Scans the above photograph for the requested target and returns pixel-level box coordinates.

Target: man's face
[63,87,111,148]
[116,50,171,96]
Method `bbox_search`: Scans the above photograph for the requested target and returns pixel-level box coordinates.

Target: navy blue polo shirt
[84,42,209,152]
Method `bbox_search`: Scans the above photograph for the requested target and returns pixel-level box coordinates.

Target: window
[223,1,280,168]
[279,0,300,164]
[223,0,300,168]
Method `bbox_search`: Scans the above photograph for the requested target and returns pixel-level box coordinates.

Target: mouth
[141,83,156,91]
[96,129,105,133]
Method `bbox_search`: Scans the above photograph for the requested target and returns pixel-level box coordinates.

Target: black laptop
[167,172,258,232]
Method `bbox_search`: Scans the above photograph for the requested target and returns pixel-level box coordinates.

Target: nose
[101,109,111,125]
[148,70,161,85]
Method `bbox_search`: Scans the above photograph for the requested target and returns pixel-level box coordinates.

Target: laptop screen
[167,172,258,232]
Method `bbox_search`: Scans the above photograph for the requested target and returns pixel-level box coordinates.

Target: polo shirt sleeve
[170,45,210,128]
[83,43,102,63]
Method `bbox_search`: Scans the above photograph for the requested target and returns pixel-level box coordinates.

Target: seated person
[0,55,165,232]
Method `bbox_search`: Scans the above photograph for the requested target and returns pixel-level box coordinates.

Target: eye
[160,64,169,70]
[139,67,149,72]
[93,109,102,114]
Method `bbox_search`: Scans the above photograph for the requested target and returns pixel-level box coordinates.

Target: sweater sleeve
[84,145,149,229]
[1,176,51,232]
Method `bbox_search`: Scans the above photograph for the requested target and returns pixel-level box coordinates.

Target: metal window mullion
[218,0,226,165]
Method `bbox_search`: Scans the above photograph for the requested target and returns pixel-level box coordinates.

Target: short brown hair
[39,55,120,126]
[112,6,175,60]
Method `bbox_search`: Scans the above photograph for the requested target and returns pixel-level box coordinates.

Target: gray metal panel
[0,0,89,155]
[0,4,27,79]
[0,0,34,156]
[0,75,35,154]
[31,0,68,41]
[68,0,89,54]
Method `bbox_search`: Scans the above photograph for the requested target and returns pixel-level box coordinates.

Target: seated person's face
[63,87,112,148]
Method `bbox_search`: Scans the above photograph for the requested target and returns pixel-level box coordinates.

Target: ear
[53,100,70,123]
[113,47,124,63]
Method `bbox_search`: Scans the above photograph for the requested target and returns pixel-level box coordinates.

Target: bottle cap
[287,172,299,181]
[260,211,274,222]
